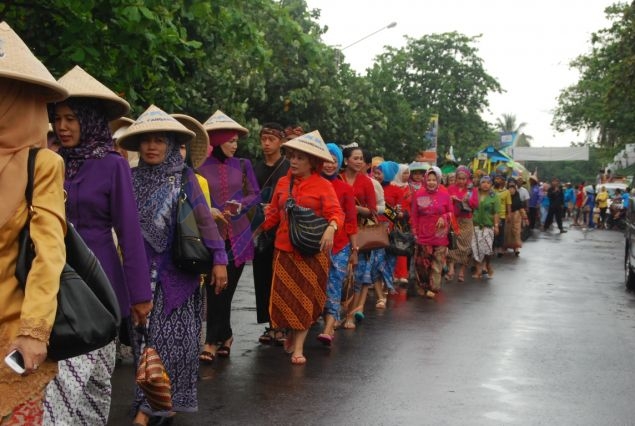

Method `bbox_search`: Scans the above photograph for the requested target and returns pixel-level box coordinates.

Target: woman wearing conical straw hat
[118,105,228,425]
[196,110,260,363]
[258,131,344,365]
[42,65,153,425]
[0,21,67,424]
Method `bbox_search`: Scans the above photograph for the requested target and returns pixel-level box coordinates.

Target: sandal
[258,328,273,345]
[273,329,287,346]
[199,351,215,364]
[341,320,356,329]
[216,337,233,358]
[352,308,365,322]
[317,333,334,346]
[291,355,307,365]
[457,273,465,283]
[375,298,386,309]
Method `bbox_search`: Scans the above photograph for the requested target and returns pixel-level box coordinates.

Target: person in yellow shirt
[595,186,609,229]
[0,22,68,423]
[493,174,512,259]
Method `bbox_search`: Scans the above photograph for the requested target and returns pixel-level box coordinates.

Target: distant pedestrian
[471,176,501,279]
[543,177,567,233]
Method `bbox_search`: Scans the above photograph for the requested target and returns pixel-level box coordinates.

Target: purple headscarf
[455,165,472,180]
[132,134,184,253]
[56,98,113,179]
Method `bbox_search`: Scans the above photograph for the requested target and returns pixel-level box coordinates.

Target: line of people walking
[0,21,565,426]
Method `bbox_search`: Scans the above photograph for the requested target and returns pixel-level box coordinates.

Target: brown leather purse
[357,215,389,252]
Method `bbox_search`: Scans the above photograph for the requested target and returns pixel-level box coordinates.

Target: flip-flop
[457,274,465,283]
[317,333,334,346]
[199,351,215,364]
[353,311,365,322]
[291,355,307,365]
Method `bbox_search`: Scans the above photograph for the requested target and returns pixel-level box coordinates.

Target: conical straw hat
[171,114,209,168]
[0,21,67,101]
[57,65,129,120]
[203,110,248,136]
[109,117,134,141]
[282,130,334,163]
[117,105,195,152]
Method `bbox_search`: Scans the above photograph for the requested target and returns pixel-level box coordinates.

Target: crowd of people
[0,21,629,426]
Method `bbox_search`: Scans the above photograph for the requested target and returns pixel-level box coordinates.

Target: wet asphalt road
[108,222,635,425]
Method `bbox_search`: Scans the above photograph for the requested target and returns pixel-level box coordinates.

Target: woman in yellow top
[596,186,609,229]
[0,22,68,424]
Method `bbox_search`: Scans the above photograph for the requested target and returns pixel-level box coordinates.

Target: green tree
[553,2,635,149]
[368,32,502,162]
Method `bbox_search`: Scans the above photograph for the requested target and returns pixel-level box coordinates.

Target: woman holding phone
[0,22,68,424]
[197,111,260,362]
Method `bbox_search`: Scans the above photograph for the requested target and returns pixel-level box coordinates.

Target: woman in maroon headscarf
[197,111,260,362]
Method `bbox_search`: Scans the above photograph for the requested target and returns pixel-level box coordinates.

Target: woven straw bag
[136,347,173,411]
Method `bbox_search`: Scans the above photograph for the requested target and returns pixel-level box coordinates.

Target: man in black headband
[252,122,290,345]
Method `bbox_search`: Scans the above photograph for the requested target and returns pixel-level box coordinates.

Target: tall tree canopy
[368,33,502,161]
[553,2,635,150]
[2,1,502,162]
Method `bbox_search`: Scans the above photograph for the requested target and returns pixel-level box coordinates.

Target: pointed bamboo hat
[203,110,248,136]
[171,113,209,168]
[117,105,195,151]
[0,21,68,101]
[283,130,334,163]
[109,117,134,141]
[57,65,129,120]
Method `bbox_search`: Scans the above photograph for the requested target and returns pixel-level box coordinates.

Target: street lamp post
[336,22,397,68]
[341,22,397,51]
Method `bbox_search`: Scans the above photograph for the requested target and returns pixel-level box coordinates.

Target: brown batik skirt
[269,249,329,330]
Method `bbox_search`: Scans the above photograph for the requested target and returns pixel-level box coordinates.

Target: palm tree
[495,113,533,147]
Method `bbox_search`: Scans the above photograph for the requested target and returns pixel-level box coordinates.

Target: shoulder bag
[285,178,329,256]
[15,148,121,361]
[356,210,390,253]
[387,222,415,256]
[173,169,214,274]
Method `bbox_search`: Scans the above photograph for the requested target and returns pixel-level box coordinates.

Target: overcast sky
[306,0,614,148]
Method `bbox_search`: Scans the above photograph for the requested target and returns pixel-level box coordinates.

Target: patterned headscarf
[132,134,184,253]
[455,165,472,180]
[56,98,113,179]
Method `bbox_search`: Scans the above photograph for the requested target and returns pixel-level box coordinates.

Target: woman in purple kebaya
[197,111,260,362]
[44,66,152,425]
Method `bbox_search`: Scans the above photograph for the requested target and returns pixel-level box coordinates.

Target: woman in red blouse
[340,146,377,327]
[260,132,344,365]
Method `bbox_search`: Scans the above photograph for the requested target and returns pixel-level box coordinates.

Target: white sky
[306,0,614,147]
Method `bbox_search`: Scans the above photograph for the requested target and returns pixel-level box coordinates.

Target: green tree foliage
[1,1,501,163]
[553,2,635,149]
[369,33,502,161]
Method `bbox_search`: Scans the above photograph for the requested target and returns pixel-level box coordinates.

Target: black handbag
[15,148,121,361]
[286,179,328,256]
[173,170,213,274]
[387,225,415,256]
[447,227,458,250]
